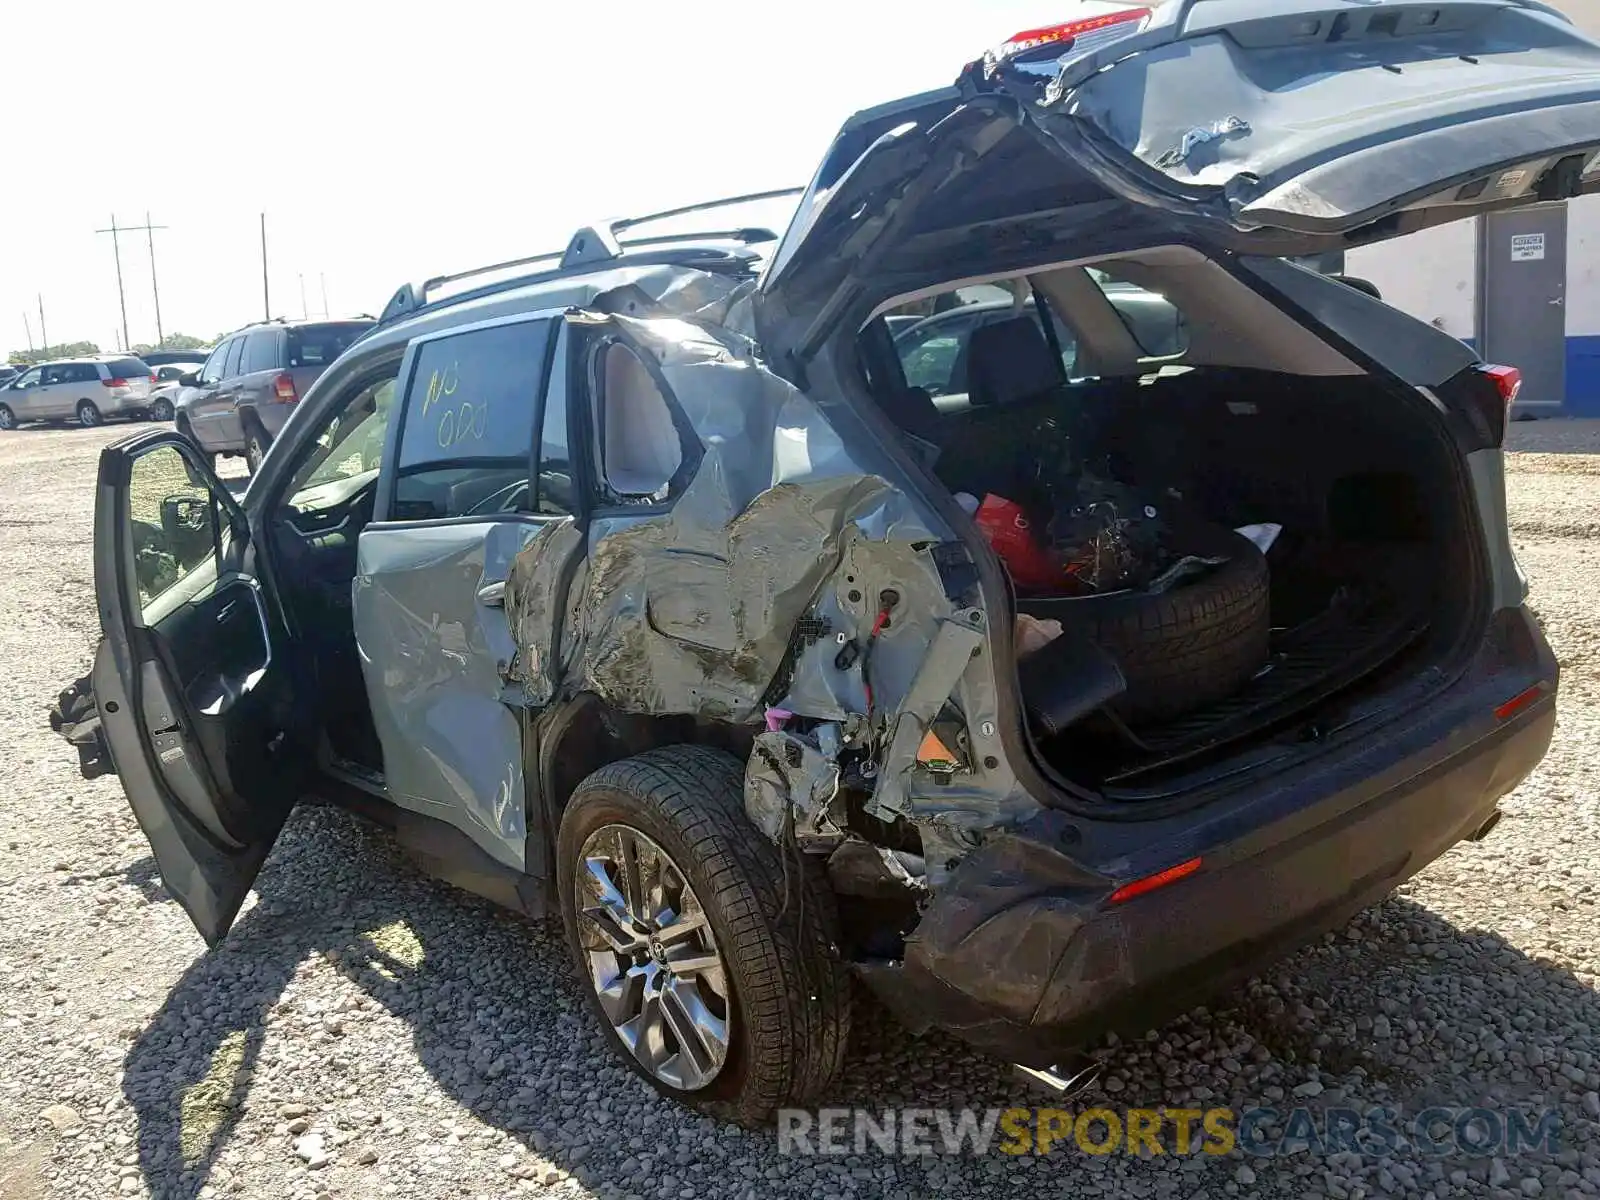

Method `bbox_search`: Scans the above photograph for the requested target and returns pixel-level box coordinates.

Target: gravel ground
[2,419,1600,1200]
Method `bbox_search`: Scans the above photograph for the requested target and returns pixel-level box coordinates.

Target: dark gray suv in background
[177,317,373,470]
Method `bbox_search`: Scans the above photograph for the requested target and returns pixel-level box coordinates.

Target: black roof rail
[377,186,803,327]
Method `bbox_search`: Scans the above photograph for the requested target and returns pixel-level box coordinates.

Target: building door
[1480,204,1568,412]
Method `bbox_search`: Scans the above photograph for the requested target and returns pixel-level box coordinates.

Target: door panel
[91,431,310,944]
[1481,203,1569,410]
[353,518,554,870]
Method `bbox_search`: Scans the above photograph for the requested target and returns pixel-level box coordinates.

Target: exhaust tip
[1468,809,1503,842]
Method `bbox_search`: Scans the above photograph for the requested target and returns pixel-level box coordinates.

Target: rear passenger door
[237,329,282,417]
[353,310,580,875]
[186,339,237,449]
[39,364,75,418]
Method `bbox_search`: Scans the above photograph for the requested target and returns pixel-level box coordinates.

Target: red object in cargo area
[974,493,1061,591]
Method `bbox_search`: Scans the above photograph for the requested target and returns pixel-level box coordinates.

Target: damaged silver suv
[55,0,1583,1126]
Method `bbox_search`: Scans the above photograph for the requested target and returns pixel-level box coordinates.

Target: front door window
[127,443,221,613]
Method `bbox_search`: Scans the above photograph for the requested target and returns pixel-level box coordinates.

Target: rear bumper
[101,393,150,414]
[855,608,1558,1065]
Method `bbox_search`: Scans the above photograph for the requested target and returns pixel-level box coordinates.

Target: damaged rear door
[354,311,578,874]
[979,0,1600,249]
[90,430,312,944]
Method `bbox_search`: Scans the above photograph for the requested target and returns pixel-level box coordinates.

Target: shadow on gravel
[119,808,1600,1199]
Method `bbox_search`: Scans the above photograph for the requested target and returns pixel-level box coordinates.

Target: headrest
[966,316,1062,407]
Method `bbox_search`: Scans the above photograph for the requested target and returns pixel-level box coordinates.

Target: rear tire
[151,398,174,422]
[557,746,851,1126]
[76,400,102,428]
[244,425,269,474]
[0,404,14,431]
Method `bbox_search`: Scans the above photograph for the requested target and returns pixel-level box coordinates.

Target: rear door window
[106,358,149,380]
[287,322,373,369]
[240,331,280,375]
[222,338,246,380]
[389,318,556,521]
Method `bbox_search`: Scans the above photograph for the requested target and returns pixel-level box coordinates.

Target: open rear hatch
[757,0,1600,355]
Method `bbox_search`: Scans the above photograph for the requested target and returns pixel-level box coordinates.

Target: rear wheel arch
[540,696,755,824]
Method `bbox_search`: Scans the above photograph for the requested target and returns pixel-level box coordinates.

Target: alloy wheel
[573,824,732,1091]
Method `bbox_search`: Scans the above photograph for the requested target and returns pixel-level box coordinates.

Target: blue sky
[0,0,1072,355]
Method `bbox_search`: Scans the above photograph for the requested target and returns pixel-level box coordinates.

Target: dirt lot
[2,420,1599,1200]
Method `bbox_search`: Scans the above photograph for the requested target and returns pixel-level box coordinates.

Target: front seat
[963,315,1064,408]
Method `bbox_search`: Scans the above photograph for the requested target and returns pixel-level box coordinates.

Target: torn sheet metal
[865,611,986,822]
[506,306,946,725]
[744,728,843,844]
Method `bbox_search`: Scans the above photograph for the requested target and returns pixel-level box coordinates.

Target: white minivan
[0,356,154,429]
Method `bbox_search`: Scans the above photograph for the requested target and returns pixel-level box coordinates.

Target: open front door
[91,430,311,944]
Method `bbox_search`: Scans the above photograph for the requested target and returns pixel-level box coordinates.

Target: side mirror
[179,372,200,387]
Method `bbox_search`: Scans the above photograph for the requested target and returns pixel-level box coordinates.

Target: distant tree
[7,341,101,366]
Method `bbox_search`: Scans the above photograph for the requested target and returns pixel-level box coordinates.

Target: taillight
[988,6,1151,70]
[1480,364,1523,409]
[273,373,298,403]
[102,377,126,389]
[150,374,158,384]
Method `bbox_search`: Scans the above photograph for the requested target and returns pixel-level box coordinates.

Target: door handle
[1550,297,1565,307]
[477,581,506,608]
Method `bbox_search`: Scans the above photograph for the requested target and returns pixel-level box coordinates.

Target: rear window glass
[887,289,1078,398]
[107,358,149,378]
[287,323,372,369]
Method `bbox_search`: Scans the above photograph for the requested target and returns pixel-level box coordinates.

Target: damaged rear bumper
[855,611,1557,1066]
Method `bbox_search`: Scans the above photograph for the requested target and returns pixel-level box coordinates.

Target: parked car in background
[146,361,206,421]
[892,279,1186,402]
[0,364,22,388]
[0,356,154,429]
[139,348,214,367]
[177,318,374,470]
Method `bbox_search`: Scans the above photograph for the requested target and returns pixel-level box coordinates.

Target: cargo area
[862,250,1489,795]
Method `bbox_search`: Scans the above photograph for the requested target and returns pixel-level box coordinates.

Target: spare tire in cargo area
[1020,525,1271,726]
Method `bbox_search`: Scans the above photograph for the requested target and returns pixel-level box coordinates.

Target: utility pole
[94,216,131,353]
[22,313,34,353]
[37,295,47,356]
[298,273,308,319]
[138,212,167,345]
[260,213,271,320]
[319,272,329,317]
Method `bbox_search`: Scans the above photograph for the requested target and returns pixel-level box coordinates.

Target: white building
[1344,0,1600,416]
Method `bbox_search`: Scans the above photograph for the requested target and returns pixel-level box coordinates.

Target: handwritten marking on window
[437,400,487,450]
[421,360,459,416]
